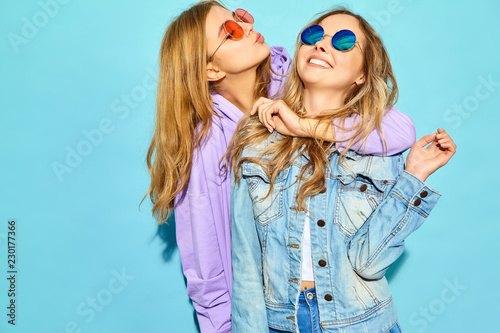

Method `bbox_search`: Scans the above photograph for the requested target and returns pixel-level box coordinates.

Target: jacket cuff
[391,170,441,218]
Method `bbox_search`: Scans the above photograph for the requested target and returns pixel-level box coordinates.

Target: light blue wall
[1,0,498,332]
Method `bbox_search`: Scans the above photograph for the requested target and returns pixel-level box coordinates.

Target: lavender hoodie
[174,46,415,333]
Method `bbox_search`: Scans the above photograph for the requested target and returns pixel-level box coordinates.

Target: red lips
[255,33,265,43]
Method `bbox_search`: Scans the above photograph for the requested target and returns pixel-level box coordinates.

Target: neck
[303,87,346,116]
[217,69,258,115]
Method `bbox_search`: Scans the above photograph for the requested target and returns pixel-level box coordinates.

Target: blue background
[1,0,498,332]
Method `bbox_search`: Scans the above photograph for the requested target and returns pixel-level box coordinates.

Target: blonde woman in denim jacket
[230,8,456,333]
[144,2,418,332]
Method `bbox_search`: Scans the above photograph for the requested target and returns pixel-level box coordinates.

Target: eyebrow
[217,12,235,38]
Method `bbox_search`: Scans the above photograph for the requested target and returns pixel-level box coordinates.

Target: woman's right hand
[405,128,456,182]
[250,97,305,136]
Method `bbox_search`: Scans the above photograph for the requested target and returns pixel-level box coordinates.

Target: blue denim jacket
[231,133,441,333]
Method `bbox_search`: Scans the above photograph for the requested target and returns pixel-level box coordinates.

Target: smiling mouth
[309,58,332,69]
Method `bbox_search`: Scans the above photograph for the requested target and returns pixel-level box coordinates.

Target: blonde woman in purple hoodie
[142,2,415,332]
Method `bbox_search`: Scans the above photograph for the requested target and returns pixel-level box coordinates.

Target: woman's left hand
[405,128,456,182]
[250,97,305,136]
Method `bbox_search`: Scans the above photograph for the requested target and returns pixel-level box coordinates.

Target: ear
[206,62,226,82]
[355,74,365,86]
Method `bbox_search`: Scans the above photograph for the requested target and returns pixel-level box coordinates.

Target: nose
[313,36,329,53]
[241,21,254,37]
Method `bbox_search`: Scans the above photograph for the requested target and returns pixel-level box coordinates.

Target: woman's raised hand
[405,128,456,182]
[250,97,305,136]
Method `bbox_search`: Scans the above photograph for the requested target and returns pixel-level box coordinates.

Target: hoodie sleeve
[335,106,416,156]
[174,121,232,333]
[268,46,291,98]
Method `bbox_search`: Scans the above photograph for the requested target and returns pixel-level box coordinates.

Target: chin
[298,71,325,86]
[255,46,271,64]
[258,43,271,57]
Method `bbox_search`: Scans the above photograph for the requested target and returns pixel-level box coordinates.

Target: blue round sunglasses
[300,25,363,53]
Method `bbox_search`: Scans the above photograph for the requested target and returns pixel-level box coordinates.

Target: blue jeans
[269,288,403,333]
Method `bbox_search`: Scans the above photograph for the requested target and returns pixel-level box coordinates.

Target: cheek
[219,41,269,73]
[213,42,242,70]
[337,53,363,72]
[297,46,308,60]
[332,53,350,68]
[332,55,362,82]
[296,46,310,77]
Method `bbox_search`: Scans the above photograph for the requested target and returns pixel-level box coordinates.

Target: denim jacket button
[317,219,326,227]
[420,191,428,198]
[324,294,333,301]
[318,259,327,267]
[414,198,422,206]
[306,292,314,300]
[360,184,367,192]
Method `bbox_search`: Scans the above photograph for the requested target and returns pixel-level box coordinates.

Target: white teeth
[309,58,332,68]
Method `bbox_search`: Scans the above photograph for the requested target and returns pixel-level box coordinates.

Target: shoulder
[195,113,224,146]
[269,46,291,76]
[242,130,287,156]
[267,46,291,98]
[386,105,415,128]
[190,114,229,173]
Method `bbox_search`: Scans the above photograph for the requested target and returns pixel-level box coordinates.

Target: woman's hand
[405,128,456,182]
[250,97,305,136]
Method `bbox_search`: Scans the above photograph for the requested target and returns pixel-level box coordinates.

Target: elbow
[404,116,416,145]
[392,118,416,154]
[382,107,417,155]
[353,267,386,281]
[398,113,416,145]
[348,250,387,281]
[349,244,406,281]
[349,256,386,280]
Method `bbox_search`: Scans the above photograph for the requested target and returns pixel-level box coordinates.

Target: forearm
[298,106,416,156]
[347,171,441,280]
[231,172,269,332]
[190,295,232,333]
[175,193,232,332]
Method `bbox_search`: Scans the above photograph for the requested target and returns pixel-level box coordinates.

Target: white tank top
[301,209,315,281]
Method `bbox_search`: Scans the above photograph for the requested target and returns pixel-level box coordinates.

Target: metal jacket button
[420,191,428,198]
[360,184,367,192]
[324,294,333,301]
[317,220,325,227]
[414,198,421,206]
[306,292,314,300]
[318,260,327,267]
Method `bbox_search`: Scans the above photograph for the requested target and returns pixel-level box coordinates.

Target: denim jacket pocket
[335,173,387,237]
[242,162,289,225]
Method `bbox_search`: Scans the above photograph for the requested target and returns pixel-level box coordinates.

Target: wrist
[404,167,428,182]
[297,118,312,137]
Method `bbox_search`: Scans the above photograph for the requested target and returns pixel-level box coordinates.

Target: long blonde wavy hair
[141,1,272,223]
[231,8,399,212]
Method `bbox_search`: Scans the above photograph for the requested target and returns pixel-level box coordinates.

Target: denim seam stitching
[392,190,429,218]
[383,320,399,333]
[353,286,368,310]
[305,293,315,333]
[354,272,379,304]
[334,187,356,237]
[355,197,411,275]
[321,296,392,326]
